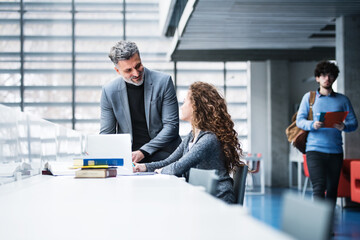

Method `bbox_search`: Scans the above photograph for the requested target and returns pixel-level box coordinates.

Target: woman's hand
[154,168,163,174]
[133,163,147,172]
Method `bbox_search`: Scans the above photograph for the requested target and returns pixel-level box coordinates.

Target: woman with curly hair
[134,81,243,203]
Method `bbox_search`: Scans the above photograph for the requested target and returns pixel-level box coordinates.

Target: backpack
[285,91,316,153]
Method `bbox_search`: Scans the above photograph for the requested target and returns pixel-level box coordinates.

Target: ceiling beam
[171,47,335,62]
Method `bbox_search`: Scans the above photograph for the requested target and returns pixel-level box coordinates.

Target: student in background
[296,61,358,207]
[134,82,244,203]
[101,40,181,164]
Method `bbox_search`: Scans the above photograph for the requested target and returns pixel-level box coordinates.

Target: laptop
[86,134,132,175]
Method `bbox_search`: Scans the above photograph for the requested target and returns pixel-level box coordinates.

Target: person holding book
[134,82,244,203]
[296,61,358,207]
[101,41,181,164]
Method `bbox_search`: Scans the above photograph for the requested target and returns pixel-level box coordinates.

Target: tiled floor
[244,188,360,240]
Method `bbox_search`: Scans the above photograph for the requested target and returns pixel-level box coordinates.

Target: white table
[0,175,293,240]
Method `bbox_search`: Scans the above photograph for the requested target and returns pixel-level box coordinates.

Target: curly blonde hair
[189,82,243,173]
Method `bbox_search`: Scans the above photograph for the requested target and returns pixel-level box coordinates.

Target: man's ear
[315,76,320,84]
[114,67,121,75]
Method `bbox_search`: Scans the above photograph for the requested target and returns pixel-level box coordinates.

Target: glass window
[0,1,250,153]
[0,41,20,52]
[75,89,101,102]
[24,40,72,52]
[226,88,247,103]
[75,40,117,52]
[76,73,116,86]
[0,61,21,70]
[24,23,72,36]
[75,122,99,135]
[25,61,72,70]
[0,73,21,86]
[25,106,72,119]
[176,61,249,151]
[228,104,247,119]
[177,62,224,87]
[24,73,72,86]
[75,106,100,120]
[0,23,20,35]
[126,21,160,36]
[75,22,124,36]
[24,89,72,103]
[0,89,21,103]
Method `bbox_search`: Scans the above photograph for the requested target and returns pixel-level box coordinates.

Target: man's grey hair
[108,41,140,66]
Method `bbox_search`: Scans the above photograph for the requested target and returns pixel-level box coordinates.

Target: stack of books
[74,158,123,178]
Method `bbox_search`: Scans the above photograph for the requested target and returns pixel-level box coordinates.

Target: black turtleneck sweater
[125,82,151,154]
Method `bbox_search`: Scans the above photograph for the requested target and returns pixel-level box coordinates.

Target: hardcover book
[319,111,348,128]
[75,168,117,178]
[75,158,124,167]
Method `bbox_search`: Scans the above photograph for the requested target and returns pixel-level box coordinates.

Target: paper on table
[44,161,77,176]
[319,111,348,128]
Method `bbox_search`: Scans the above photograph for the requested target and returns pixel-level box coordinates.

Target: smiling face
[316,73,336,90]
[114,53,144,85]
[180,90,193,123]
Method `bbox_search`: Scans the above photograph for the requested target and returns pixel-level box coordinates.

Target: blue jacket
[296,90,358,153]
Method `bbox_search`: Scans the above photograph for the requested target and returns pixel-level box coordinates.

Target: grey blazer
[100,67,181,155]
[145,131,235,203]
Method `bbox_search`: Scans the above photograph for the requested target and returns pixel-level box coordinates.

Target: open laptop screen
[86,134,132,175]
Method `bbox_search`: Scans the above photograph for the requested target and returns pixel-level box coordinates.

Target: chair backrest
[233,165,248,205]
[188,168,219,196]
[303,154,310,177]
[281,192,334,240]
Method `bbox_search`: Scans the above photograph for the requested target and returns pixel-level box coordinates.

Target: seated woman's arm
[145,136,187,172]
[161,133,219,176]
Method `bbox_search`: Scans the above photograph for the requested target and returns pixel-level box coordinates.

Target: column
[336,15,360,158]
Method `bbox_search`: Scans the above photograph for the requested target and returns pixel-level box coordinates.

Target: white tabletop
[0,175,293,240]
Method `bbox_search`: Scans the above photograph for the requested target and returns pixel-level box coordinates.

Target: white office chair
[188,168,219,196]
[281,192,334,240]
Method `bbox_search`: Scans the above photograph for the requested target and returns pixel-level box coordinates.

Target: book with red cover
[319,111,348,128]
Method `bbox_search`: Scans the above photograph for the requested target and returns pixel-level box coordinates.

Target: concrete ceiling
[168,0,360,61]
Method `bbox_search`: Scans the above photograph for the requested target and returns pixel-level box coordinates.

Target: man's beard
[124,72,144,86]
[323,84,333,90]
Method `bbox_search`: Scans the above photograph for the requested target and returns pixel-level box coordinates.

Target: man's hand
[133,163,147,172]
[313,121,324,130]
[132,150,144,163]
[334,122,345,131]
[154,168,163,174]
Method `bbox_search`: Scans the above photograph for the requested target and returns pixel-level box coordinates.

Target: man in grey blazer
[100,41,181,163]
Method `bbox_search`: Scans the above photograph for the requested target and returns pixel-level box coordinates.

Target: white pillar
[249,61,271,186]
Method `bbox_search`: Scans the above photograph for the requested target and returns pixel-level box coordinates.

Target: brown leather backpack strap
[308,91,316,120]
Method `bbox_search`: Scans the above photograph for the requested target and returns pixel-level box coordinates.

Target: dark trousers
[306,151,343,206]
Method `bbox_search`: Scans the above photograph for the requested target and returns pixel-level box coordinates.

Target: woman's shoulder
[198,131,219,143]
